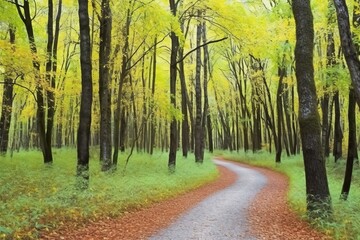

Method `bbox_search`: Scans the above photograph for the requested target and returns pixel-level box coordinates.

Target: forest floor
[40,159,330,240]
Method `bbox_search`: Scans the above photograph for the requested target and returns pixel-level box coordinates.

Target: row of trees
[0,0,359,216]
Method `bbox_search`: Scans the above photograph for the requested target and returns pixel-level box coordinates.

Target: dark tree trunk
[179,48,190,157]
[321,93,331,157]
[340,89,357,200]
[334,0,360,109]
[202,19,210,156]
[53,0,63,148]
[113,5,132,167]
[77,0,93,189]
[293,0,331,218]
[0,26,16,155]
[252,103,262,152]
[168,0,179,172]
[150,38,157,155]
[99,0,112,171]
[194,14,203,163]
[44,0,55,164]
[45,0,62,161]
[322,27,336,158]
[14,0,49,163]
[333,91,343,162]
[276,67,285,163]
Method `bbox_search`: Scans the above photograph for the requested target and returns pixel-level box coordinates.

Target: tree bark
[77,0,93,189]
[333,0,360,108]
[293,0,332,218]
[340,89,357,200]
[194,12,203,163]
[99,0,112,171]
[0,26,16,155]
[14,0,49,163]
[168,0,179,172]
[333,91,343,162]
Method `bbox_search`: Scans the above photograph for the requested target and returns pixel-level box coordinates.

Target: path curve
[41,159,329,240]
[149,159,267,239]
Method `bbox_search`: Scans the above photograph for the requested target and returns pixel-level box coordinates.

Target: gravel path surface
[149,159,267,240]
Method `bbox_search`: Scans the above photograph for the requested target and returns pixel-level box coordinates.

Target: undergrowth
[0,149,217,239]
[216,150,360,240]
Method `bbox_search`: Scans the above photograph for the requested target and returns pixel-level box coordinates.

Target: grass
[0,148,218,239]
[216,149,360,240]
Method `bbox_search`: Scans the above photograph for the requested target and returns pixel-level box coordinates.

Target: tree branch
[176,37,228,64]
[0,81,37,101]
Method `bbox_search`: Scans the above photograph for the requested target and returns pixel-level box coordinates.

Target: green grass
[0,149,218,239]
[216,150,360,240]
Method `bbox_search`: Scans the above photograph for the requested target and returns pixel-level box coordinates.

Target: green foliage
[0,149,217,239]
[217,150,360,240]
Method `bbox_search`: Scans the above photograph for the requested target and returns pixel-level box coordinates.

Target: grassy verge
[0,149,218,239]
[216,150,360,240]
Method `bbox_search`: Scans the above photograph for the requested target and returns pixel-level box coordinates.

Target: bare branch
[0,81,37,101]
[176,37,228,64]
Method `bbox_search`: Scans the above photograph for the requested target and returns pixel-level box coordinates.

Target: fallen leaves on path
[41,160,330,240]
[40,166,236,240]
[244,163,331,240]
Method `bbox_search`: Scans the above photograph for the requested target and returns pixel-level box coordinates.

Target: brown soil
[41,160,330,240]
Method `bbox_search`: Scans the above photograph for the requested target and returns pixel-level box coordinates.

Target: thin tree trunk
[333,91,343,162]
[340,89,357,200]
[334,0,360,108]
[168,0,179,172]
[150,38,157,155]
[77,0,93,189]
[99,0,112,171]
[194,13,203,163]
[0,26,16,155]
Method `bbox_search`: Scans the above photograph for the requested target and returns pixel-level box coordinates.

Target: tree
[0,25,16,154]
[77,0,93,189]
[333,0,360,108]
[292,0,332,218]
[168,0,180,172]
[99,0,112,171]
[194,10,203,163]
[11,0,51,163]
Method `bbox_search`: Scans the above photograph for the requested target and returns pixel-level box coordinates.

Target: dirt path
[41,159,329,240]
[149,160,266,239]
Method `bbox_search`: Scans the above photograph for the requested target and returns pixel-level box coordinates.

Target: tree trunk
[293,0,331,218]
[150,38,157,155]
[168,0,179,172]
[14,0,49,163]
[334,0,360,109]
[194,13,203,163]
[179,47,190,157]
[99,0,112,171]
[0,26,16,155]
[333,91,343,162]
[276,67,285,163]
[113,5,132,167]
[77,0,93,189]
[202,19,210,156]
[340,89,357,200]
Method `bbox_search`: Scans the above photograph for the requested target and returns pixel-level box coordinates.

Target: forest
[1,0,360,239]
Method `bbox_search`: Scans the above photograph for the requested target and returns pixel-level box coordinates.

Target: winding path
[41,159,329,240]
[149,159,267,239]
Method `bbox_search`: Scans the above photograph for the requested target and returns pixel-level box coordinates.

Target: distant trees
[0,0,359,206]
